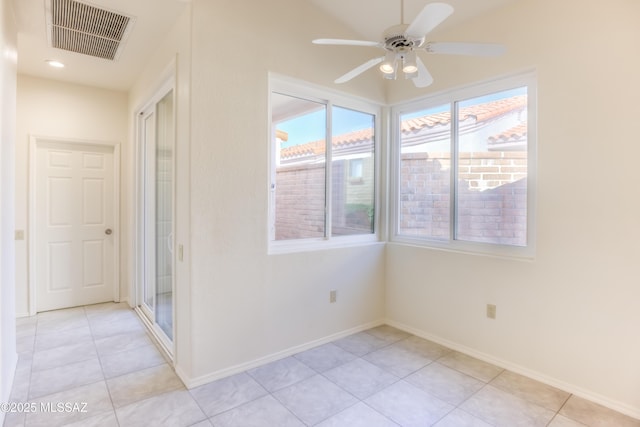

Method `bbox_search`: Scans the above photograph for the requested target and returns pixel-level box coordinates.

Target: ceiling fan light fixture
[404,69,418,79]
[379,62,395,74]
[383,67,397,80]
[402,50,418,74]
[379,51,396,75]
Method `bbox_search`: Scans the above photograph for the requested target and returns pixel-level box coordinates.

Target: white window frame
[268,75,382,254]
[390,71,537,259]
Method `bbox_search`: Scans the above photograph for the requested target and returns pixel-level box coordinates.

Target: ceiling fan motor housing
[382,24,424,52]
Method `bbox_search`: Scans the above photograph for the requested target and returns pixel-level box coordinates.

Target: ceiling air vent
[45,0,135,61]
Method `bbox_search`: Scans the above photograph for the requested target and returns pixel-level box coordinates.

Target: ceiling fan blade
[424,42,506,56]
[412,57,434,88]
[313,38,382,48]
[335,57,384,84]
[406,2,454,39]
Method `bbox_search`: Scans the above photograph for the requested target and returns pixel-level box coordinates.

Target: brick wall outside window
[400,151,527,245]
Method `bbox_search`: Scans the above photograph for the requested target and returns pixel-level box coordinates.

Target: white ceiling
[13,0,188,91]
[308,0,519,42]
[13,0,518,92]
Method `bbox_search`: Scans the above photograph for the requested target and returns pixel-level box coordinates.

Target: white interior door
[34,141,117,312]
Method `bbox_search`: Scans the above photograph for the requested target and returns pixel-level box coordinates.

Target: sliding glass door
[138,85,175,351]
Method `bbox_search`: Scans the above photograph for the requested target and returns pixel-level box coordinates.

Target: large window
[269,77,379,252]
[393,73,536,257]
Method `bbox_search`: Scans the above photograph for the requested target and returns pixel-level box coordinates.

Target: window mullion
[268,115,276,242]
[325,102,333,240]
[450,101,459,243]
[392,109,400,239]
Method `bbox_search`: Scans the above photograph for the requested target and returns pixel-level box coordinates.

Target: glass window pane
[398,104,451,240]
[331,106,375,236]
[272,93,326,240]
[155,90,174,340]
[455,87,528,246]
[143,111,155,311]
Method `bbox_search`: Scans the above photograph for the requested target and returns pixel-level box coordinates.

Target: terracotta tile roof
[278,95,526,161]
[280,128,374,160]
[335,128,374,145]
[281,139,326,159]
[400,95,526,133]
[488,122,528,144]
[460,95,526,122]
[402,112,451,132]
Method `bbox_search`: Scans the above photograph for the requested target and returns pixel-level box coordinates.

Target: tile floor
[4,303,640,427]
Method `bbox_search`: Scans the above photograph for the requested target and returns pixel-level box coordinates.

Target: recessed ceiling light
[45,60,65,68]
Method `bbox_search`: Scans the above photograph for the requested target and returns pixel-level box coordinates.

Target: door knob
[105,228,113,235]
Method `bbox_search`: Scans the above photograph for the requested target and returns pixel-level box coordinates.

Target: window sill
[268,235,382,255]
[390,236,535,261]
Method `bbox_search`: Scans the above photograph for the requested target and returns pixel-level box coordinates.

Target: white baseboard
[384,318,640,421]
[117,296,131,307]
[15,312,31,318]
[178,319,385,389]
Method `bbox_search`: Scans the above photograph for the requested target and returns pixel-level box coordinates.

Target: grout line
[84,305,117,417]
[265,392,306,427]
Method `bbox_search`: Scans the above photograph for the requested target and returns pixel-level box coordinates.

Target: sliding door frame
[134,76,176,357]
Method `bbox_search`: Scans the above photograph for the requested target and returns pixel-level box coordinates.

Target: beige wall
[15,76,128,315]
[385,0,640,417]
[186,0,387,383]
[0,0,17,416]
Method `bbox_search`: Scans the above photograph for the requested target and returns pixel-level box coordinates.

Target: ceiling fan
[312,1,506,88]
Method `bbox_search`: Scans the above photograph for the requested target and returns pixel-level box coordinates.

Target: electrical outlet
[15,230,25,240]
[486,304,497,319]
[329,290,337,303]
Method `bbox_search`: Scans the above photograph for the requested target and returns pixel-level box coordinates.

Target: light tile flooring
[4,303,640,427]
